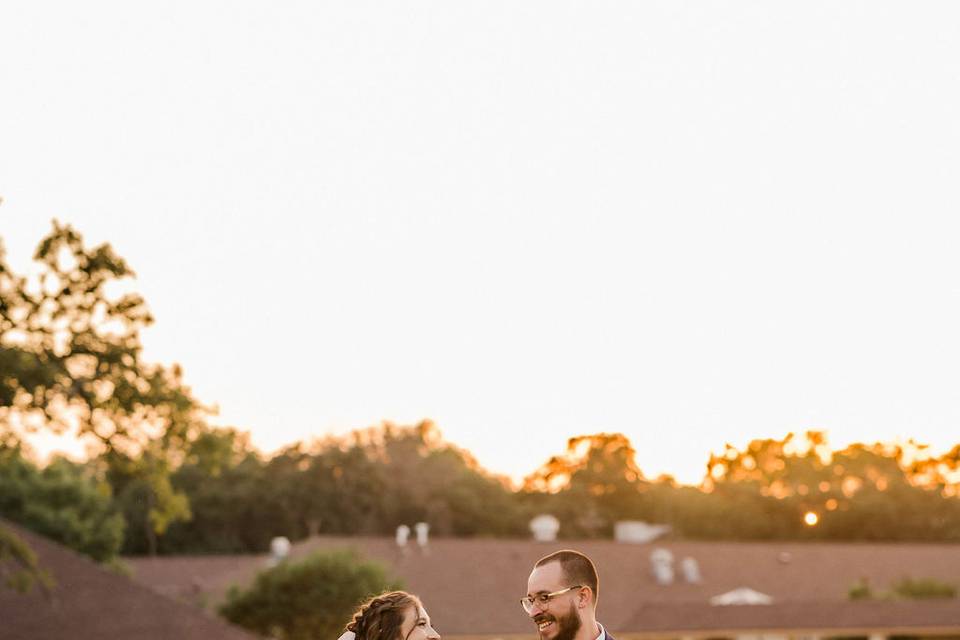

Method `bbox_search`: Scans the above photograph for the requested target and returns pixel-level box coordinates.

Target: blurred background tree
[522,433,651,537]
[0,521,52,593]
[0,222,203,555]
[0,444,123,562]
[4,223,960,564]
[219,549,401,640]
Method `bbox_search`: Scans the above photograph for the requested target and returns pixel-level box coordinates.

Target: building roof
[127,536,960,636]
[0,520,260,640]
[621,600,960,637]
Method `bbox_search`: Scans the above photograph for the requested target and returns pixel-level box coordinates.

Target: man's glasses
[520,585,583,613]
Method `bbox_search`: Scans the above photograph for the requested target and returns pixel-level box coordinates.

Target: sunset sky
[4,2,960,485]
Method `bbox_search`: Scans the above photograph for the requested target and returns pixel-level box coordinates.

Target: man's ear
[578,586,592,609]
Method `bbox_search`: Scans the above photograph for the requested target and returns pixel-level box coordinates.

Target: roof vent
[710,587,773,606]
[530,514,560,542]
[614,521,671,543]
[415,522,430,553]
[396,525,411,548]
[268,536,290,567]
[650,547,675,585]
[681,556,701,583]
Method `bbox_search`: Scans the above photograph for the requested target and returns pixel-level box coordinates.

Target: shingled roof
[0,520,260,640]
[127,536,960,637]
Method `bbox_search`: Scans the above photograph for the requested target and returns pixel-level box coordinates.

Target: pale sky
[3,2,960,486]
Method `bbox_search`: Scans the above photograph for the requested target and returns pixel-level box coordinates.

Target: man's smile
[534,615,556,633]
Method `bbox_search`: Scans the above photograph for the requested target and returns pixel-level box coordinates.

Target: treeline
[4,422,960,560]
[2,223,960,566]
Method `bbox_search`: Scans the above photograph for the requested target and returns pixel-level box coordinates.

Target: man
[522,550,614,640]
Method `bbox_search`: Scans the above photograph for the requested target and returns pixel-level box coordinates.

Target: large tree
[0,222,204,555]
[701,431,960,541]
[522,433,652,537]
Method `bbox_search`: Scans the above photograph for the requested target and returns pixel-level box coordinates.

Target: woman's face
[400,603,440,640]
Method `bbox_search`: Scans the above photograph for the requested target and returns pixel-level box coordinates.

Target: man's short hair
[534,549,599,605]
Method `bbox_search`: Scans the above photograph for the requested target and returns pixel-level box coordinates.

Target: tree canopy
[4,222,960,569]
[219,549,401,640]
[1,222,205,556]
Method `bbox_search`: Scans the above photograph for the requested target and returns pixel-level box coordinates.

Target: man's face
[526,562,583,640]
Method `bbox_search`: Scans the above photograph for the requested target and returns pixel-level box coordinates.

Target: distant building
[126,536,960,640]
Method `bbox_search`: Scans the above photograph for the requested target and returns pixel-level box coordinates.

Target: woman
[339,591,441,640]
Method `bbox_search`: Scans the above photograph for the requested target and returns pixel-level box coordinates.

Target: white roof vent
[396,525,410,548]
[530,514,560,542]
[267,536,290,567]
[614,521,671,544]
[681,557,702,583]
[710,587,773,606]
[414,522,430,549]
[650,547,675,585]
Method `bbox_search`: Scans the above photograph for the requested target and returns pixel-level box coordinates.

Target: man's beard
[537,606,582,640]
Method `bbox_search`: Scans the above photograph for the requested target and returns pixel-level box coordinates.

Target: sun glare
[804,511,820,526]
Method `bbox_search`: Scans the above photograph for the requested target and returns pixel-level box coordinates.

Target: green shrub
[0,452,125,563]
[219,549,402,640]
[890,577,956,599]
[847,578,873,600]
[848,576,957,601]
[0,525,53,593]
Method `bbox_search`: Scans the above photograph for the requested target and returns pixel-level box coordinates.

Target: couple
[338,550,614,640]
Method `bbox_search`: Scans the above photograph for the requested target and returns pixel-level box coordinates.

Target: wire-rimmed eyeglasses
[520,585,583,613]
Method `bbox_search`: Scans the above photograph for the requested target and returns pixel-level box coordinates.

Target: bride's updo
[346,591,420,640]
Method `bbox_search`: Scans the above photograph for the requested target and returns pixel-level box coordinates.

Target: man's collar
[594,622,605,640]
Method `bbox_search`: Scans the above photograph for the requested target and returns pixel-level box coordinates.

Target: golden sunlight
[804,511,820,526]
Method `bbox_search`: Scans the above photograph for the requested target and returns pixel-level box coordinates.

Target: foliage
[890,577,957,599]
[0,446,124,562]
[146,428,284,554]
[219,549,401,640]
[847,577,873,600]
[0,221,204,450]
[680,431,960,541]
[0,523,53,593]
[0,222,204,553]
[522,433,652,537]
[105,447,191,555]
[136,424,960,551]
[154,420,526,554]
[367,421,526,537]
[847,576,956,600]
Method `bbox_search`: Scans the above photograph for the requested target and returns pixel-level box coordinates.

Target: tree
[107,446,191,556]
[0,445,124,562]
[523,433,651,537]
[0,524,52,594]
[699,432,960,541]
[0,222,203,553]
[152,428,278,554]
[219,549,401,640]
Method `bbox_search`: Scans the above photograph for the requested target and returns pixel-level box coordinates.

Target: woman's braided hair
[346,591,420,640]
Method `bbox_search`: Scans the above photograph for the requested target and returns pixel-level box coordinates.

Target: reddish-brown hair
[346,591,421,640]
